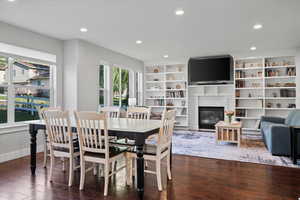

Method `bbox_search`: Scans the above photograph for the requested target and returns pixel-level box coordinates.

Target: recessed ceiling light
[80,27,88,32]
[7,0,15,2]
[250,46,257,51]
[175,9,184,16]
[163,55,169,58]
[253,24,263,30]
[136,40,143,44]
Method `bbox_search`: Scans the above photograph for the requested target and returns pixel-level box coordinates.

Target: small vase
[228,116,232,124]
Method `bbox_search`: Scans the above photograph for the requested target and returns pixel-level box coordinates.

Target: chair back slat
[99,106,120,118]
[44,110,72,149]
[157,110,176,152]
[126,107,151,120]
[75,111,108,155]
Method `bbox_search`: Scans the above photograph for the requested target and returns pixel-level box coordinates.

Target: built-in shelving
[234,56,297,130]
[144,64,188,127]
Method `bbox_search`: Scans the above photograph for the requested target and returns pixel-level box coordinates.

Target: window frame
[0,53,55,125]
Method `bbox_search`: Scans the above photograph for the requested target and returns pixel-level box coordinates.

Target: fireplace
[198,106,224,129]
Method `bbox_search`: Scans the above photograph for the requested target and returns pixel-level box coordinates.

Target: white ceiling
[0,0,300,62]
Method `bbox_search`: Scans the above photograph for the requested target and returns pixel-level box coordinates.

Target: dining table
[26,118,165,200]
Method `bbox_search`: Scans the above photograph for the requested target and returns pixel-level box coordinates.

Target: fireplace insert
[199,106,224,129]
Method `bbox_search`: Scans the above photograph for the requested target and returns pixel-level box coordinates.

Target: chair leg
[49,154,54,182]
[79,158,85,190]
[62,158,66,172]
[104,163,109,196]
[126,155,133,185]
[68,157,74,187]
[43,143,47,168]
[93,163,98,176]
[156,160,162,191]
[167,152,172,180]
[134,158,137,187]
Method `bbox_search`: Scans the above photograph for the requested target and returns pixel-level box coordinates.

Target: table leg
[30,124,37,175]
[170,142,172,169]
[136,144,144,200]
[291,128,298,165]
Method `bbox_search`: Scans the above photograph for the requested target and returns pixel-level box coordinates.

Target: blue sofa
[260,110,300,156]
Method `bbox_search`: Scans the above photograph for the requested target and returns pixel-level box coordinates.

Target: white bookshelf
[234,56,296,130]
[144,64,188,127]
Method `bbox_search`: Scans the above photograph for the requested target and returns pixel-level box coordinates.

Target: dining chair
[98,106,121,118]
[74,111,128,196]
[126,106,151,120]
[43,110,80,186]
[126,109,176,191]
[38,107,64,169]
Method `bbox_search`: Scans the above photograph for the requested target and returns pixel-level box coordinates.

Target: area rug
[171,131,298,168]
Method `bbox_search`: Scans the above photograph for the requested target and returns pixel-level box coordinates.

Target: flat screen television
[188,55,233,85]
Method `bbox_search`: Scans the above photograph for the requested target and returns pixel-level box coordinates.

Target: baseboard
[0,145,44,163]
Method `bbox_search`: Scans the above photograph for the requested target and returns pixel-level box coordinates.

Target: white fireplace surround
[188,85,235,130]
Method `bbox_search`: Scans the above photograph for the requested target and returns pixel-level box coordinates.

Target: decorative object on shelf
[257,71,263,77]
[177,66,183,72]
[176,84,181,89]
[225,111,235,124]
[181,101,186,106]
[272,93,277,98]
[248,93,252,98]
[153,78,159,81]
[266,102,273,108]
[153,68,159,73]
[167,75,175,80]
[276,103,281,108]
[166,102,174,106]
[288,104,296,108]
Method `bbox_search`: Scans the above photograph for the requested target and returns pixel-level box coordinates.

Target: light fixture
[7,0,15,2]
[163,55,169,58]
[80,27,88,32]
[175,9,184,16]
[253,24,263,30]
[136,40,143,44]
[250,46,257,51]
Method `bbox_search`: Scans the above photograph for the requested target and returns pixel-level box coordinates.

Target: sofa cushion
[285,110,300,126]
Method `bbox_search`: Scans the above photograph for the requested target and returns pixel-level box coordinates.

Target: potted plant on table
[225,111,235,124]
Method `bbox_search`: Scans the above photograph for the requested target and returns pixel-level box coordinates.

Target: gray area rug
[171,131,298,168]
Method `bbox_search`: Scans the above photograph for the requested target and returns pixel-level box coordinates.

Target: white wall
[0,21,64,163]
[0,21,64,106]
[63,39,144,111]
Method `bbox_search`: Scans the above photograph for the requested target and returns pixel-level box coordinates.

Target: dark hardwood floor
[1,153,300,200]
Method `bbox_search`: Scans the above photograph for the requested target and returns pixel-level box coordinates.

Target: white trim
[0,145,43,163]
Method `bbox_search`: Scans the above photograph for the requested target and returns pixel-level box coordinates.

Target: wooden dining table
[26,118,164,199]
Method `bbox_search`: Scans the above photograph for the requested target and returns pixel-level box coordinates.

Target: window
[0,55,52,124]
[112,67,129,107]
[99,65,106,107]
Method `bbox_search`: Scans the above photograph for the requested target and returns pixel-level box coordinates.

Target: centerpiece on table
[225,110,235,124]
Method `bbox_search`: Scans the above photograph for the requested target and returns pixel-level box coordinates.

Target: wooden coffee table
[215,121,242,147]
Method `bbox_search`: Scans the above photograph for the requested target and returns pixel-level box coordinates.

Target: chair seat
[53,140,79,153]
[110,138,136,146]
[127,144,168,156]
[84,146,128,159]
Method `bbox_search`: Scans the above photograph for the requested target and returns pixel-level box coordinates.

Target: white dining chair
[74,111,127,196]
[43,110,80,186]
[126,109,176,191]
[38,107,65,169]
[126,106,151,120]
[98,106,121,118]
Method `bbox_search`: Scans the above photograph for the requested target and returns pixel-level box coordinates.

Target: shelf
[264,65,296,69]
[165,71,185,74]
[166,106,187,108]
[146,89,164,92]
[235,67,263,70]
[165,98,185,100]
[145,72,165,75]
[265,87,296,89]
[166,89,186,91]
[148,106,165,108]
[176,115,188,117]
[265,97,296,100]
[265,108,295,110]
[235,77,263,80]
[265,76,296,79]
[235,117,260,120]
[146,81,165,83]
[235,97,263,100]
[165,80,186,83]
[236,107,263,109]
[146,98,165,100]
[236,87,263,90]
